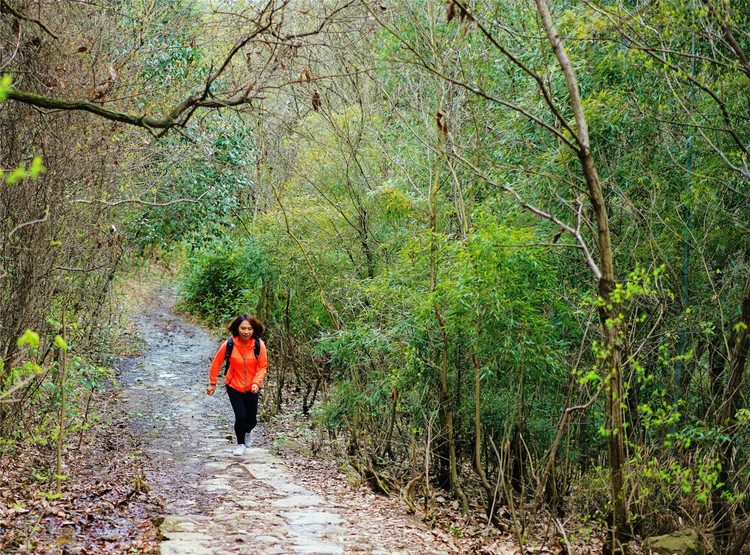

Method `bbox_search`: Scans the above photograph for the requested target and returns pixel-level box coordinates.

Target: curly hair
[227,313,265,338]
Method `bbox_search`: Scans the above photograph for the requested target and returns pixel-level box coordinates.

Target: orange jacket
[209,337,268,393]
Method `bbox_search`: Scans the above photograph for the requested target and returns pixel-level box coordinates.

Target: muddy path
[118,288,460,555]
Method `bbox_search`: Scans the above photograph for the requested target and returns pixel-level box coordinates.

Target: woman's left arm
[252,340,268,390]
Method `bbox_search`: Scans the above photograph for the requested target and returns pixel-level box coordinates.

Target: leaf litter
[3,280,531,554]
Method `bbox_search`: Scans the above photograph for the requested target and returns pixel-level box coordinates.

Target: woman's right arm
[208,341,228,389]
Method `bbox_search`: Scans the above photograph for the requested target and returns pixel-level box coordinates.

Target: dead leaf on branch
[312,88,321,111]
[446,0,474,31]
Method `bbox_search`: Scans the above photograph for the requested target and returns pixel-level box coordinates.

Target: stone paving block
[159,539,212,554]
[281,510,342,525]
[288,540,345,554]
[272,493,325,507]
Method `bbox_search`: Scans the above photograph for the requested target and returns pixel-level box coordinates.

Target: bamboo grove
[2,0,750,552]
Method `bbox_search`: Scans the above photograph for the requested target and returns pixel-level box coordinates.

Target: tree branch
[8,206,49,238]
[5,88,201,132]
[451,148,602,279]
[70,190,211,207]
[452,0,583,150]
[0,0,58,39]
[1,1,305,135]
[702,0,750,79]
[362,0,580,152]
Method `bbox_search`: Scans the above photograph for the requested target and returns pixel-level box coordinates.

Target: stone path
[118,288,455,554]
[158,448,352,555]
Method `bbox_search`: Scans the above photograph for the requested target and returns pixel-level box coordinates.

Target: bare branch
[452,0,583,150]
[493,242,583,249]
[7,206,49,238]
[272,0,358,41]
[596,4,750,158]
[0,8,22,71]
[70,190,211,207]
[205,1,276,91]
[5,88,202,131]
[0,0,58,39]
[361,0,580,152]
[2,0,348,135]
[451,148,602,279]
[702,0,750,79]
[664,70,750,180]
[0,368,46,403]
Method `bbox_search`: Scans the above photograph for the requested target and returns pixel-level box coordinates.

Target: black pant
[226,385,259,445]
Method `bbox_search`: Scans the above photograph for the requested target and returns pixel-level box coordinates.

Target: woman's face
[238,320,253,341]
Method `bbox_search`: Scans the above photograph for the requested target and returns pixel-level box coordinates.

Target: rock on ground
[643,528,706,555]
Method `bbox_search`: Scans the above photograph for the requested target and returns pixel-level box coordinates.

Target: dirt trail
[118,288,458,555]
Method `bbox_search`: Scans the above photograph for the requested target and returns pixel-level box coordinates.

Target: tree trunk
[535,0,631,548]
[599,276,630,550]
[429,100,466,510]
[379,386,398,459]
[712,272,750,551]
[358,209,375,280]
[472,317,495,507]
[437,310,468,513]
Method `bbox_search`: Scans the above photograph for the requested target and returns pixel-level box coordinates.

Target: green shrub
[177,239,272,324]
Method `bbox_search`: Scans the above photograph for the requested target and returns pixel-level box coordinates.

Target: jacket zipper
[237,339,255,392]
[243,345,249,393]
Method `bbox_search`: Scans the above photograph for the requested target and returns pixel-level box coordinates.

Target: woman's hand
[207,384,216,396]
[251,384,259,394]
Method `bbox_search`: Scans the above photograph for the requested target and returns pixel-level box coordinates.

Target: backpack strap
[253,336,263,359]
[222,336,234,375]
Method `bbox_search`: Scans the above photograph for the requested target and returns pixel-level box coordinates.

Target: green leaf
[54,335,69,351]
[29,156,46,177]
[0,74,11,100]
[17,330,40,349]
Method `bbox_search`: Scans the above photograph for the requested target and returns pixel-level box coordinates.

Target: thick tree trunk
[535,1,631,549]
[599,276,630,549]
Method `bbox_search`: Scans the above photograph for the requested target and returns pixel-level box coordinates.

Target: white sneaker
[244,431,253,447]
[232,444,246,456]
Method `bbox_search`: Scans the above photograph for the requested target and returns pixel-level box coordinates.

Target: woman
[207,313,268,456]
